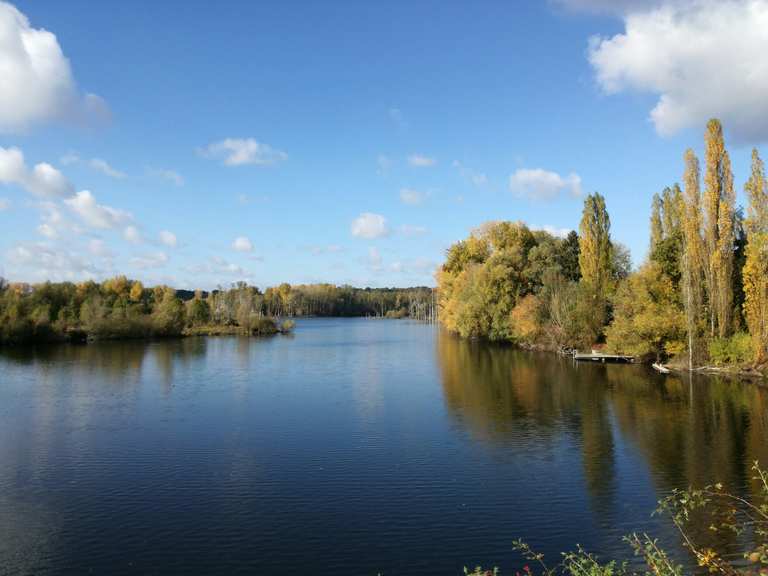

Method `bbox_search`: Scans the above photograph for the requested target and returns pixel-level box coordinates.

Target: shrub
[708,332,753,365]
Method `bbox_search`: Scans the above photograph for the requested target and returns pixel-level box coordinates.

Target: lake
[1,318,767,575]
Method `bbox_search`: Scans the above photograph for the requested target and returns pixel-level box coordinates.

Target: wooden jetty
[573,351,634,363]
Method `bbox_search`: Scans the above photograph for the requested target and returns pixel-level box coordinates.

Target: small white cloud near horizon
[0,147,73,198]
[532,224,573,238]
[90,158,126,179]
[130,251,168,270]
[408,154,436,168]
[159,230,178,248]
[0,2,108,133]
[509,168,582,201]
[232,236,254,252]
[351,212,389,239]
[588,0,768,142]
[201,138,287,167]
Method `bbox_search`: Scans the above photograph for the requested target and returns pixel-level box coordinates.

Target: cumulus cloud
[351,212,389,239]
[509,168,582,201]
[400,188,429,205]
[130,251,168,270]
[89,158,126,179]
[64,190,132,229]
[201,138,287,166]
[6,242,104,281]
[159,230,177,247]
[408,154,436,167]
[232,236,254,252]
[123,225,142,244]
[0,146,73,197]
[0,2,107,132]
[589,0,768,142]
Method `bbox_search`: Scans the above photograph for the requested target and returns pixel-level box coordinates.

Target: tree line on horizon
[437,119,768,369]
[0,278,435,345]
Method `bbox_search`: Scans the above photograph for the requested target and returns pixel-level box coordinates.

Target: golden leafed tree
[703,119,736,338]
[681,149,705,369]
[743,148,768,362]
[578,193,613,333]
[650,192,664,252]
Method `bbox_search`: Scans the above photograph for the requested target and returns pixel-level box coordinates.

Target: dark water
[1,319,767,575]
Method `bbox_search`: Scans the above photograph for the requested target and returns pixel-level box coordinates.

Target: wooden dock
[573,352,634,363]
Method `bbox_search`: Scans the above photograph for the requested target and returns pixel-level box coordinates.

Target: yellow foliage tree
[743,148,768,362]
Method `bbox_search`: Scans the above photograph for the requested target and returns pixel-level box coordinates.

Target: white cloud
[88,239,113,258]
[532,224,573,239]
[159,230,177,247]
[232,236,254,252]
[351,212,389,239]
[552,0,665,14]
[130,251,168,270]
[400,188,429,205]
[589,0,768,142]
[509,168,582,200]
[64,190,132,229]
[0,2,107,132]
[408,154,436,167]
[201,138,287,166]
[0,146,73,197]
[123,225,142,244]
[0,197,9,211]
[90,158,126,179]
[399,224,428,237]
[6,242,104,281]
[150,168,184,186]
[185,256,248,278]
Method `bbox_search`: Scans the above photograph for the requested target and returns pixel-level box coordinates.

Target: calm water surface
[1,318,767,575]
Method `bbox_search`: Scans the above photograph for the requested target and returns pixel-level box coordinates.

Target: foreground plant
[499,462,768,576]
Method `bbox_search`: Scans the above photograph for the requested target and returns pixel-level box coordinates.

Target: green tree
[578,192,613,340]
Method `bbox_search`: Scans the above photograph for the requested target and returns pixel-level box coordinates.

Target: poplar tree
[743,148,768,362]
[578,193,613,318]
[650,193,664,251]
[680,149,705,369]
[703,119,736,338]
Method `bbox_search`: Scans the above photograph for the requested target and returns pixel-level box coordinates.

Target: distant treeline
[438,119,768,371]
[0,278,435,345]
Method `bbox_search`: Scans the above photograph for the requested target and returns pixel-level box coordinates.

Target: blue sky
[1,0,766,289]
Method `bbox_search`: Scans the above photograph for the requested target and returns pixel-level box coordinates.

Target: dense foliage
[438,119,768,369]
[0,278,434,345]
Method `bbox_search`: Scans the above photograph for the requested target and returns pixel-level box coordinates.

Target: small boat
[652,362,671,374]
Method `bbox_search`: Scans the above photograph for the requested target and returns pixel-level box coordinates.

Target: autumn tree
[743,149,768,362]
[650,192,664,252]
[680,149,706,369]
[703,119,736,338]
[578,192,613,338]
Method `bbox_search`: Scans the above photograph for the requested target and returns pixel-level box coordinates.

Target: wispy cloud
[509,168,582,201]
[200,138,287,166]
[90,158,126,179]
[408,154,436,168]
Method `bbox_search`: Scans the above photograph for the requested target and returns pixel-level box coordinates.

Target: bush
[280,319,296,333]
[708,332,753,365]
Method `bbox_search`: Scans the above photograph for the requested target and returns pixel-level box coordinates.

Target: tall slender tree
[680,149,705,369]
[650,192,664,252]
[743,149,768,362]
[703,119,736,338]
[578,193,613,338]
